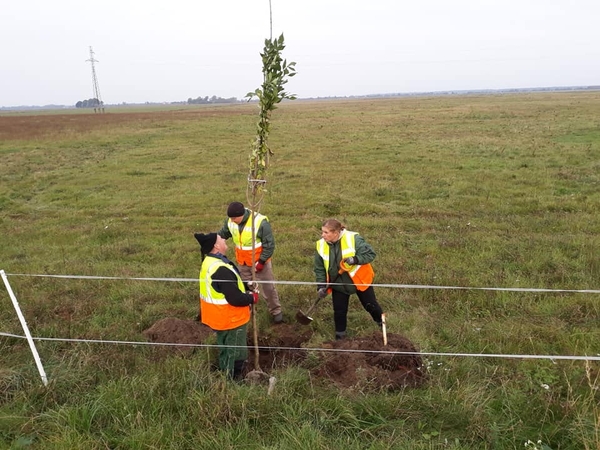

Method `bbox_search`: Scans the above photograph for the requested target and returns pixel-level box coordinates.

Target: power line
[86,46,105,113]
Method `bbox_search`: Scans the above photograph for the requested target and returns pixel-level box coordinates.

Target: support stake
[1,270,48,386]
[382,313,388,346]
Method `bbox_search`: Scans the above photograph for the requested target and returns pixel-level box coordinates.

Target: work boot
[273,312,284,324]
[335,331,346,340]
[232,360,247,381]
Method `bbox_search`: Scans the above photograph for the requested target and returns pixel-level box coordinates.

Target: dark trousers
[331,286,383,333]
[216,323,248,378]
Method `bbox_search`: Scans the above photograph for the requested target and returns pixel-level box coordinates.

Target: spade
[295,296,323,325]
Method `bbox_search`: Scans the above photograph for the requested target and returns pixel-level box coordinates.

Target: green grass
[1,93,599,449]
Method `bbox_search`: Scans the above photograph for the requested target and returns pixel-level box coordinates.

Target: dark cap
[194,232,217,254]
[227,202,245,218]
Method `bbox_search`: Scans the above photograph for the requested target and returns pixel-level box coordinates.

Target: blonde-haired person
[314,219,383,340]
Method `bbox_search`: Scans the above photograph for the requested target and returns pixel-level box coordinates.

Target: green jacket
[313,231,376,295]
[217,209,276,263]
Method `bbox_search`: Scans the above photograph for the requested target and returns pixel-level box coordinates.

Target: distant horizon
[2,84,599,111]
[3,1,599,109]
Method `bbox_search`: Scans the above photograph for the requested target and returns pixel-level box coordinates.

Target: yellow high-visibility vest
[227,212,268,265]
[199,255,250,330]
[316,230,374,291]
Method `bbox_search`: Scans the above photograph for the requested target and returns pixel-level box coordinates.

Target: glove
[250,292,259,304]
[343,257,357,266]
[247,281,259,293]
[255,261,265,272]
[317,287,328,299]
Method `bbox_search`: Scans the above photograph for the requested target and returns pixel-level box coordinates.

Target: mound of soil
[143,317,214,355]
[313,332,428,390]
[143,318,427,391]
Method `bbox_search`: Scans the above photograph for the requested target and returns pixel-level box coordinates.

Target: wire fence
[6,272,600,294]
[2,270,599,387]
[1,331,599,362]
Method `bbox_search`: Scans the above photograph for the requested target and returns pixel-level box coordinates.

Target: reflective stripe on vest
[316,230,375,291]
[227,212,267,265]
[199,256,250,330]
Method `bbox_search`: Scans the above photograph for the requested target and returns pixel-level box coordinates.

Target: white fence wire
[2,270,599,386]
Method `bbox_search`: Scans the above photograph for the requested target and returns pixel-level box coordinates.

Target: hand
[247,281,259,293]
[343,257,357,266]
[255,261,265,272]
[250,292,259,304]
[317,287,328,299]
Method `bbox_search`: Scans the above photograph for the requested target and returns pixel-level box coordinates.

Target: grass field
[1,93,599,449]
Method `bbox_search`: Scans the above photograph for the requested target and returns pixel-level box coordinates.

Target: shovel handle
[304,296,322,316]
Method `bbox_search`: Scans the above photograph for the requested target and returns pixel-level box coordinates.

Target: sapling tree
[246,34,296,201]
[244,32,296,275]
[243,5,296,375]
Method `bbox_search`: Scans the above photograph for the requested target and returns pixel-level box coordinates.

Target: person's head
[321,219,345,244]
[194,232,227,256]
[227,201,246,224]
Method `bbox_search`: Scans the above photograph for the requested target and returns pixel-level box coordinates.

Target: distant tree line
[73,96,240,108]
[75,98,103,108]
[187,95,239,104]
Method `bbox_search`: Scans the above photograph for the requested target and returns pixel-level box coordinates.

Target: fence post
[1,270,48,386]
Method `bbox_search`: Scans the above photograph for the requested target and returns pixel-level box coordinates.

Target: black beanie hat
[227,201,245,218]
[194,233,217,254]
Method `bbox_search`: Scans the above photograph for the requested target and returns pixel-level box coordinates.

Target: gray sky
[1,0,598,107]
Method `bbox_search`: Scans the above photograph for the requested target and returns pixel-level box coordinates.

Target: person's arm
[217,219,232,239]
[256,219,275,262]
[353,234,376,265]
[313,250,327,289]
[212,266,253,306]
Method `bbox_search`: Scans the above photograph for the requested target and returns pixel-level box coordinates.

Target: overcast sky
[1,0,598,107]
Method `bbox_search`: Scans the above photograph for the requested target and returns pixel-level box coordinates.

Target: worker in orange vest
[194,232,259,380]
[314,219,383,340]
[218,201,283,323]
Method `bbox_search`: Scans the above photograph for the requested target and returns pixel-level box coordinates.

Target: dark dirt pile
[143,317,214,356]
[313,332,428,390]
[143,318,427,391]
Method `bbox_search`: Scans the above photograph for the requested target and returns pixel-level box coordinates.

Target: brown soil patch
[250,323,313,371]
[312,332,428,390]
[143,317,214,356]
[0,107,254,141]
[143,318,427,391]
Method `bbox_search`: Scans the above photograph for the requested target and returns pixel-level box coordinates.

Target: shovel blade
[295,309,313,325]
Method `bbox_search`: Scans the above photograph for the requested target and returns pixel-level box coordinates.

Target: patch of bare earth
[143,318,427,390]
[143,317,214,356]
[0,108,254,141]
[313,332,428,391]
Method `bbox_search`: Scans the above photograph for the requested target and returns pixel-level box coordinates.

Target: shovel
[297,274,341,325]
[297,266,346,325]
[295,296,323,325]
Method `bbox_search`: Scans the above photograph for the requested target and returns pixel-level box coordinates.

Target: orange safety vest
[227,211,268,266]
[199,255,250,331]
[316,230,375,291]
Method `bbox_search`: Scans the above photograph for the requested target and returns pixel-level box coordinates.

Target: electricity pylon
[86,46,105,113]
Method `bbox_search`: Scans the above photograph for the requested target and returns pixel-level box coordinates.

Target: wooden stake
[382,313,387,346]
[251,303,261,370]
[267,376,277,395]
